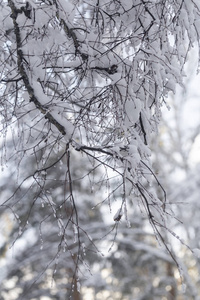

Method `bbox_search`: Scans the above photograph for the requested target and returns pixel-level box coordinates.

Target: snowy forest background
[1,0,200,299]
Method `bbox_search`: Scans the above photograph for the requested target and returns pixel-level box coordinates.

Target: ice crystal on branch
[1,0,200,284]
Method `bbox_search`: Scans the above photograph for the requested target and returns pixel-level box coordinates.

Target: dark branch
[8,0,66,136]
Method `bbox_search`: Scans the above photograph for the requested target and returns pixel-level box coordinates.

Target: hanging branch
[8,0,66,136]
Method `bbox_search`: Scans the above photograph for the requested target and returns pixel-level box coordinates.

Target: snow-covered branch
[1,0,200,297]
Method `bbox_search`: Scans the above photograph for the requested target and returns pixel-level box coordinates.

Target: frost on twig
[0,0,200,296]
[113,208,123,222]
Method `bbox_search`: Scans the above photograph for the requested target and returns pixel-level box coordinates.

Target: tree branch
[8,0,66,136]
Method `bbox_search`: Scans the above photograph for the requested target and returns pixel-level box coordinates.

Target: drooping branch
[8,0,66,136]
